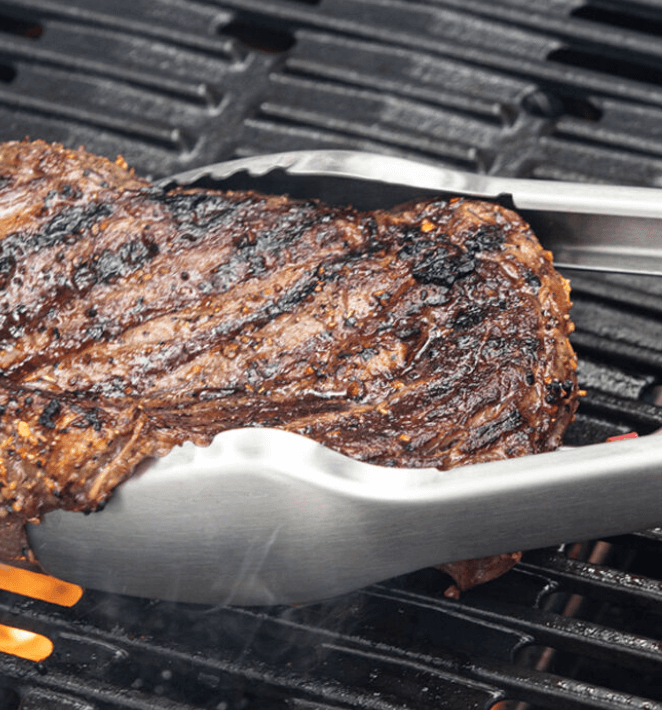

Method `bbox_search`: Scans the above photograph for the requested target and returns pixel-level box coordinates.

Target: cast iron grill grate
[3,538,662,710]
[0,0,661,708]
[2,0,662,181]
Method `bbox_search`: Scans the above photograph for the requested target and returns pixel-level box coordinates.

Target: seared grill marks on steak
[0,141,578,587]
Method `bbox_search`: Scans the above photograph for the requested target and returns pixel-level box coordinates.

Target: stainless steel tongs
[160,150,662,276]
[28,429,662,606]
[26,151,662,606]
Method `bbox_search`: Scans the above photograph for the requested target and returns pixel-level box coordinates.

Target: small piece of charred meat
[0,141,578,592]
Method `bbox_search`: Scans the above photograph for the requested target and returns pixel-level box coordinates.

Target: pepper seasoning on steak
[0,140,578,591]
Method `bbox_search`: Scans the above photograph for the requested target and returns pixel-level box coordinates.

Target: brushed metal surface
[28,428,662,605]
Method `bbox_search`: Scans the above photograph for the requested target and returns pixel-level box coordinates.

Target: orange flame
[0,624,53,662]
[0,564,83,662]
[0,564,83,606]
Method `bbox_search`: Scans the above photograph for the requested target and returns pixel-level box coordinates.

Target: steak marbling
[0,141,578,590]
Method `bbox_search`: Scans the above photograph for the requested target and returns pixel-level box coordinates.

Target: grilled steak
[0,141,577,590]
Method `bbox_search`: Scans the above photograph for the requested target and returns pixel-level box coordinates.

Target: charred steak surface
[0,141,577,585]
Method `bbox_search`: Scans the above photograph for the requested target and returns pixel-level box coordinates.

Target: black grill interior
[2,1,662,708]
[5,543,662,710]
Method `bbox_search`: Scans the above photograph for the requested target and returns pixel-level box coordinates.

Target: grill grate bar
[521,550,662,610]
[3,0,240,58]
[567,273,662,316]
[0,75,190,149]
[555,111,662,159]
[472,661,662,710]
[414,0,662,63]
[236,118,486,176]
[12,675,204,710]
[366,582,662,709]
[0,32,223,107]
[382,589,662,675]
[284,56,503,122]
[286,29,524,117]
[532,136,662,185]
[257,106,478,165]
[620,527,662,544]
[576,388,662,430]
[218,0,662,109]
[571,331,662,373]
[576,358,653,401]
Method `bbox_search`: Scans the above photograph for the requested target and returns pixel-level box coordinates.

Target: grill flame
[0,563,83,661]
[0,564,83,606]
[0,624,52,662]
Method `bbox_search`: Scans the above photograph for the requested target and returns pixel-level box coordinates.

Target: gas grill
[1,1,662,708]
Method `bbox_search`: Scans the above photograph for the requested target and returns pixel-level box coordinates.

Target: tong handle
[28,429,662,606]
[160,150,662,277]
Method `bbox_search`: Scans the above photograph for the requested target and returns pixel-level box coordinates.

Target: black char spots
[38,399,61,429]
[408,224,505,289]
[75,239,159,290]
[463,225,506,254]
[413,247,476,288]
